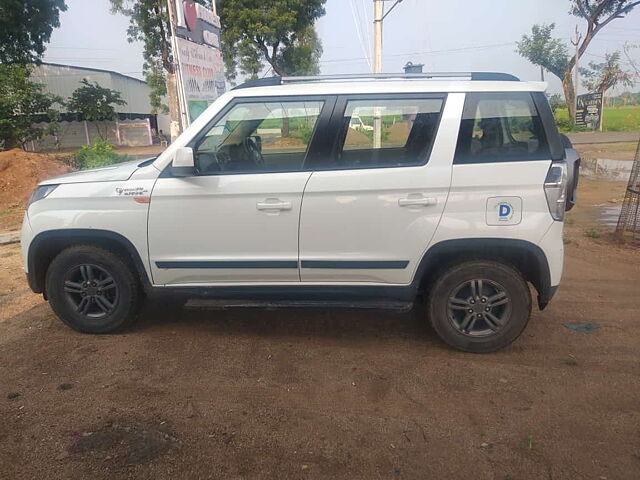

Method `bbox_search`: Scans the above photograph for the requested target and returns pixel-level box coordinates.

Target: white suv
[21,73,578,352]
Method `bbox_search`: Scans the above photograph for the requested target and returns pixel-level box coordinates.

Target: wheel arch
[413,238,553,310]
[27,229,151,296]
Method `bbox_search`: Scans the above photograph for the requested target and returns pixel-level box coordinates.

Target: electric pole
[374,0,383,75]
[571,25,582,123]
[372,0,403,148]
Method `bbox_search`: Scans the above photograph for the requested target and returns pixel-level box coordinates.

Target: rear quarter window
[454,92,550,164]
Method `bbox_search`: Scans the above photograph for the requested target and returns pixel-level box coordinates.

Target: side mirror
[171,147,196,177]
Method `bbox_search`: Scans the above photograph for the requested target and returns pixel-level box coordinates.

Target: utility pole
[571,25,582,123]
[372,0,403,148]
[373,0,383,75]
[373,0,383,149]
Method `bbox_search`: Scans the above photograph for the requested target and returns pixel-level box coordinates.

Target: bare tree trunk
[166,73,182,141]
[562,71,576,122]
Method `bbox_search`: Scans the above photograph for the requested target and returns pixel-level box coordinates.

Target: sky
[43,0,640,95]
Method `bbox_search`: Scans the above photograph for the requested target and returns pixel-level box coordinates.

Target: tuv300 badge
[486,197,522,226]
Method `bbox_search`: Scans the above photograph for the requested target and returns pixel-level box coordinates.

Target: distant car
[21,72,578,353]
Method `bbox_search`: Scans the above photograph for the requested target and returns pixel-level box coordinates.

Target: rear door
[299,93,464,284]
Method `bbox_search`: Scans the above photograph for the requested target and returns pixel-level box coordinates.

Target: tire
[45,245,140,334]
[427,260,531,353]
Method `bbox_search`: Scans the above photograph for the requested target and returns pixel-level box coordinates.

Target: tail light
[544,161,568,221]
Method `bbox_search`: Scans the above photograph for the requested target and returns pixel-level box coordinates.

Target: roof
[39,63,146,85]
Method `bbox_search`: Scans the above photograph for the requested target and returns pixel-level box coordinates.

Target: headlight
[28,185,58,206]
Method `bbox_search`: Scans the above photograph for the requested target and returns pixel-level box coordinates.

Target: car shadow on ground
[131,296,444,346]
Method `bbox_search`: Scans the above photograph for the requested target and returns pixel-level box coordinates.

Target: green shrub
[74,140,128,170]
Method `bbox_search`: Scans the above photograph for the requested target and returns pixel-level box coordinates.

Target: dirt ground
[575,142,638,161]
[1,178,639,479]
[0,149,70,231]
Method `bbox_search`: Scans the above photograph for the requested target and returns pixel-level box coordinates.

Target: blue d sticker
[487,197,521,226]
[499,204,512,217]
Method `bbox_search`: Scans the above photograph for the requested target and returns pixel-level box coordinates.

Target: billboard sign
[176,37,226,121]
[575,92,603,130]
[173,1,225,122]
[175,1,220,48]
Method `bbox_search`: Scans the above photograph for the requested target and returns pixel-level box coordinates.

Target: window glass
[330,98,444,169]
[194,100,323,174]
[454,92,549,163]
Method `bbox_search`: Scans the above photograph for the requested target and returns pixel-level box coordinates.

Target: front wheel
[428,260,531,353]
[46,245,140,333]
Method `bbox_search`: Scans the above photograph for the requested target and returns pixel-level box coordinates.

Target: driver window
[194,100,324,175]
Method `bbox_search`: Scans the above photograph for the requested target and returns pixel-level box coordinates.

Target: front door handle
[398,195,437,207]
[257,198,293,211]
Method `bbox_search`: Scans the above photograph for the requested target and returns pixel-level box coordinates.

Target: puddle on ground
[598,204,622,227]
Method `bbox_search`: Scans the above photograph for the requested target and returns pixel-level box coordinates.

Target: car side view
[21,72,579,352]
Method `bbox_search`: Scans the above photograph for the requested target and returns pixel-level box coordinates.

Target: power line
[320,41,515,64]
[349,0,372,70]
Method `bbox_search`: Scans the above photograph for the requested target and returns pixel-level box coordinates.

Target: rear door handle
[398,195,437,207]
[257,199,293,211]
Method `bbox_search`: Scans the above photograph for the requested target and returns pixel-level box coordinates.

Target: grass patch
[555,105,640,133]
[0,251,15,258]
[519,433,536,451]
[74,140,129,170]
[585,228,601,239]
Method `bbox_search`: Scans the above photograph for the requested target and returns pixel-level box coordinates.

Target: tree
[279,26,323,76]
[581,51,634,96]
[0,65,62,149]
[0,0,67,64]
[516,24,569,80]
[67,79,127,141]
[517,0,640,120]
[218,0,326,81]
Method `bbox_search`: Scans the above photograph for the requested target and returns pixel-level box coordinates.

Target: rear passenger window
[454,93,549,164]
[328,97,444,169]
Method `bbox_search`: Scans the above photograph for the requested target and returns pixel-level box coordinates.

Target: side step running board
[185,299,414,313]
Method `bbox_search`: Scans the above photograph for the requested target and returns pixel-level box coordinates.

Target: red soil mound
[0,149,70,210]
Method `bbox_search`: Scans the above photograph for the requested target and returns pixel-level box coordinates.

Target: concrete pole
[373,0,383,149]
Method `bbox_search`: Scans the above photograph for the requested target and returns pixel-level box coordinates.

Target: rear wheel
[428,260,531,353]
[46,245,140,333]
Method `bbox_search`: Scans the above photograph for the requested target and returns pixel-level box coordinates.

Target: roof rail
[282,72,519,82]
[232,72,520,89]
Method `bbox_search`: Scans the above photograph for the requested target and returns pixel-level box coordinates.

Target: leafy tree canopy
[110,0,212,113]
[517,24,569,79]
[0,0,67,64]
[218,0,326,80]
[67,79,127,140]
[517,0,640,119]
[0,65,62,149]
[580,51,634,93]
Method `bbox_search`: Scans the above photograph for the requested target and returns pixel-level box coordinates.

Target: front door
[299,93,464,285]
[148,98,328,285]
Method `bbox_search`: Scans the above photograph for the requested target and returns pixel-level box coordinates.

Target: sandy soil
[0,179,639,479]
[0,149,71,232]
